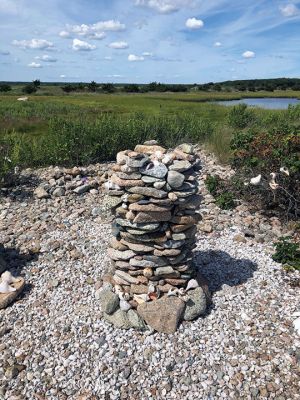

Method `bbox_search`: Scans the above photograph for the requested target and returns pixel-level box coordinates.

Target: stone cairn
[100,141,209,333]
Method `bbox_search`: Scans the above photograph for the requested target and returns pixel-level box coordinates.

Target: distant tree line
[198,78,300,92]
[1,78,300,95]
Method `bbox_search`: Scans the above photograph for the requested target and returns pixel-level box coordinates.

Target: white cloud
[214,41,222,47]
[185,17,204,29]
[135,0,195,14]
[280,4,299,17]
[242,50,255,58]
[59,31,70,38]
[108,41,128,49]
[104,56,113,60]
[65,20,125,40]
[72,38,96,51]
[60,74,66,78]
[35,54,57,62]
[128,54,145,61]
[28,62,42,68]
[92,32,106,40]
[142,51,153,56]
[93,20,125,31]
[12,39,54,50]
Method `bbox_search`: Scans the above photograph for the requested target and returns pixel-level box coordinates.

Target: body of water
[217,97,300,110]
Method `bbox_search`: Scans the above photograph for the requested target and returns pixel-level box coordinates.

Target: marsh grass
[0,91,299,173]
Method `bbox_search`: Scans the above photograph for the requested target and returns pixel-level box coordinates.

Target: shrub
[205,175,236,210]
[272,236,300,270]
[205,175,219,195]
[228,104,255,129]
[215,192,235,210]
[0,84,12,92]
[22,84,37,94]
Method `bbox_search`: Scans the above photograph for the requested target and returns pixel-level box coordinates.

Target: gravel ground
[0,164,299,400]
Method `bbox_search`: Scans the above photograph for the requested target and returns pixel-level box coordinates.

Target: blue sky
[0,0,300,83]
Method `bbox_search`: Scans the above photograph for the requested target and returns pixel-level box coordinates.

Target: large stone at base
[0,277,25,310]
[127,309,147,330]
[137,297,185,334]
[183,287,206,321]
[103,309,146,330]
[103,309,132,329]
[99,289,119,315]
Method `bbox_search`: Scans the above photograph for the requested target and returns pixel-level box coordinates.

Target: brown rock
[165,278,187,286]
[130,284,149,294]
[126,193,145,203]
[137,296,185,333]
[111,174,144,188]
[170,223,194,233]
[171,215,197,225]
[143,267,153,278]
[109,238,128,251]
[129,203,171,212]
[134,144,166,155]
[120,240,154,253]
[153,248,181,257]
[0,277,25,310]
[134,211,171,224]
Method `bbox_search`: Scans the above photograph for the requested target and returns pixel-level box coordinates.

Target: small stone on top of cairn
[101,141,209,333]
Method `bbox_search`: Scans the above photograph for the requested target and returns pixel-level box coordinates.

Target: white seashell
[280,167,290,176]
[292,311,300,318]
[293,317,300,335]
[270,172,276,180]
[122,203,128,209]
[120,299,132,311]
[167,288,180,297]
[1,271,18,284]
[133,294,149,304]
[0,281,16,294]
[185,279,199,292]
[250,174,261,185]
[122,194,129,203]
[148,284,155,294]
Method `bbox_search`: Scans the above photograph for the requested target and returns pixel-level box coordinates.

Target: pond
[216,97,300,110]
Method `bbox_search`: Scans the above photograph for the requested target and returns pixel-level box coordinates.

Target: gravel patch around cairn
[0,153,299,399]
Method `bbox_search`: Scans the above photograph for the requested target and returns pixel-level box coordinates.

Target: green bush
[272,237,300,270]
[215,192,235,210]
[228,104,255,129]
[205,175,219,195]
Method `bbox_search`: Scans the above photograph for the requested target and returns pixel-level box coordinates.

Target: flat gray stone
[154,266,175,276]
[127,186,168,198]
[108,248,135,261]
[167,171,185,189]
[52,187,66,197]
[99,289,119,315]
[103,309,132,329]
[73,184,91,195]
[127,309,147,330]
[140,162,168,179]
[183,287,207,321]
[169,160,192,172]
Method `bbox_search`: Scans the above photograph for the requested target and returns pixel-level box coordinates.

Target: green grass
[0,90,299,172]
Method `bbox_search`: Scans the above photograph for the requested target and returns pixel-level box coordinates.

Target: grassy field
[0,90,300,174]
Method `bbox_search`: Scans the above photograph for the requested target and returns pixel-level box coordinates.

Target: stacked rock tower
[102,141,208,333]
